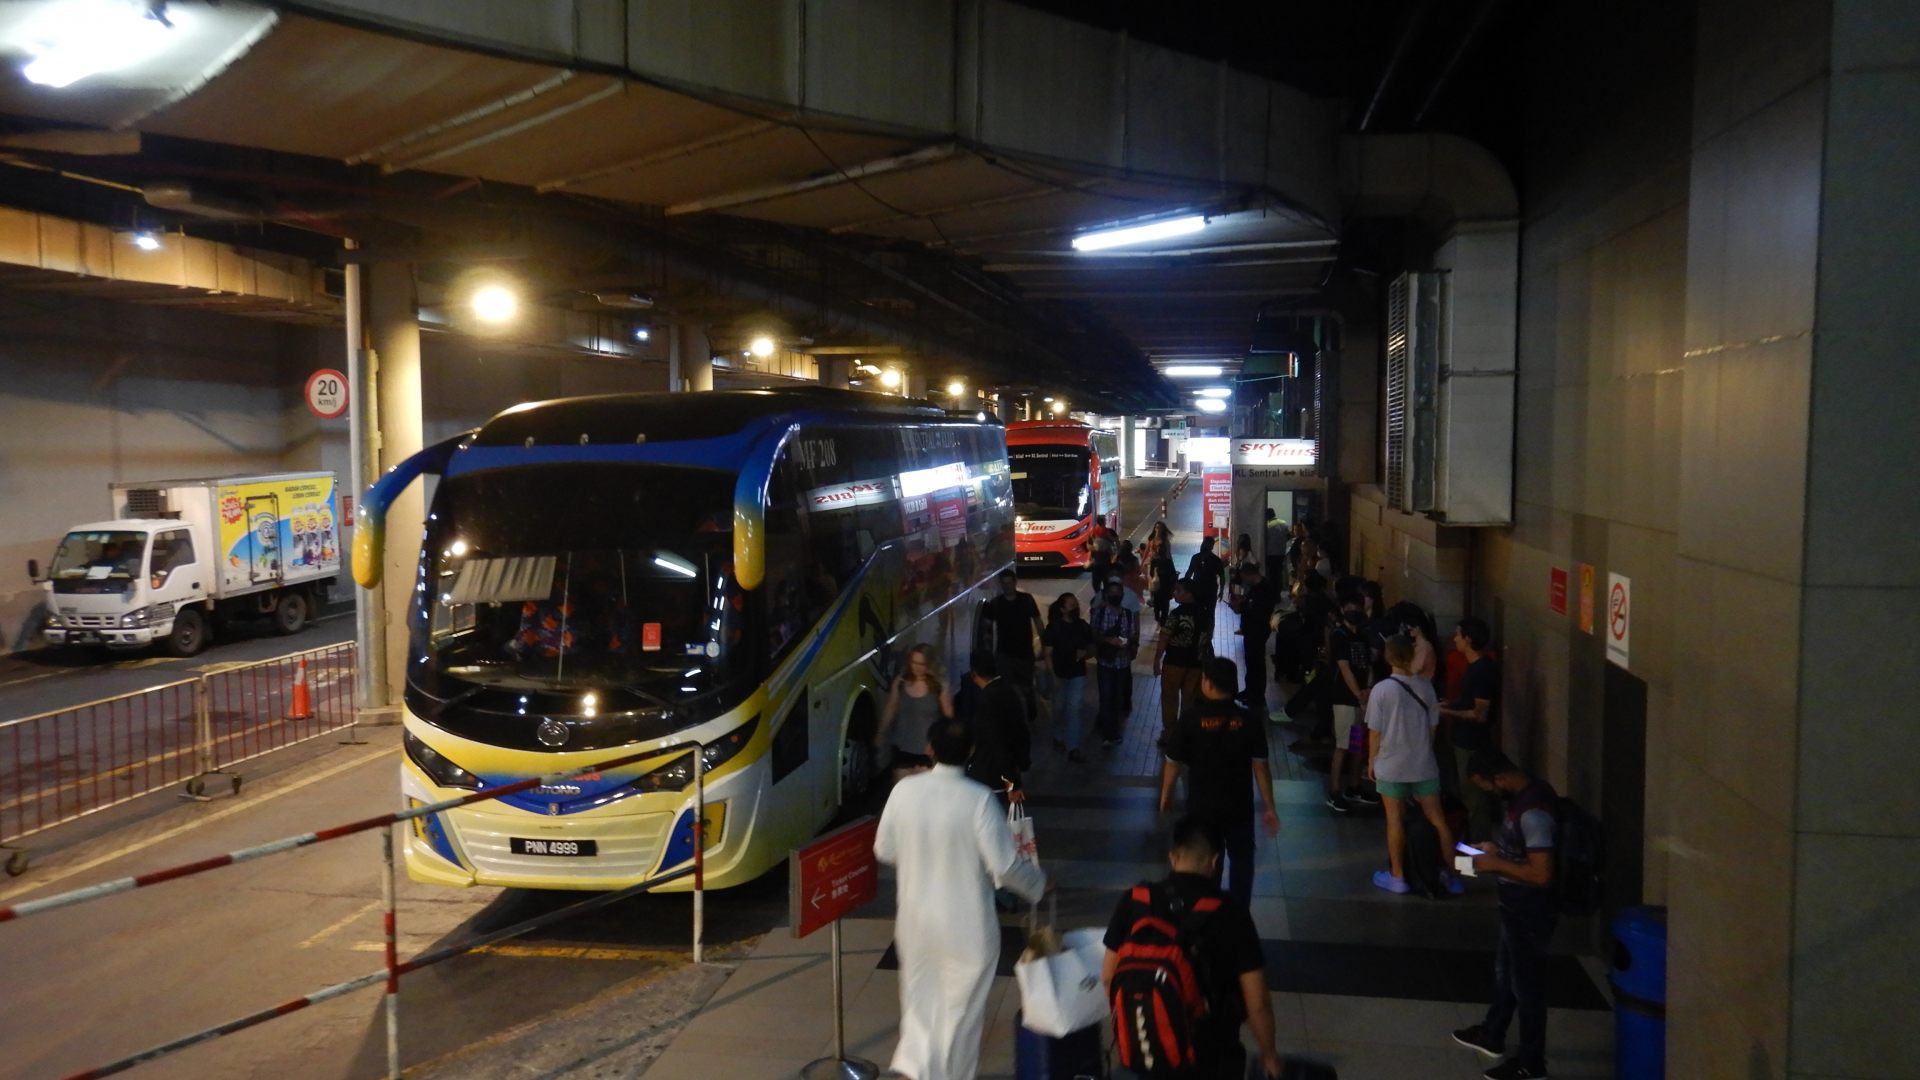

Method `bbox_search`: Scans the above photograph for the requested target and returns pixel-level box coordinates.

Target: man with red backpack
[1102,817,1285,1079]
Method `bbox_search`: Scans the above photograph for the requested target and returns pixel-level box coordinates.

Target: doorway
[1601,662,1648,912]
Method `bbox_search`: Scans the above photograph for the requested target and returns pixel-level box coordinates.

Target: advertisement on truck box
[215,476,340,593]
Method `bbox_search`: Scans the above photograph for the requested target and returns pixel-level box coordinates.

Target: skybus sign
[1231,439,1316,466]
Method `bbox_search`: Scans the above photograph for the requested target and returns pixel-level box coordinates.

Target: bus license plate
[510,837,597,857]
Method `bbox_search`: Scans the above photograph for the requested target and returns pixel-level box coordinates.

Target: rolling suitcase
[1013,1009,1104,1079]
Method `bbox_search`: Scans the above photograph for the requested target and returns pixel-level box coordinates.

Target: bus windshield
[415,464,747,716]
[1009,447,1091,522]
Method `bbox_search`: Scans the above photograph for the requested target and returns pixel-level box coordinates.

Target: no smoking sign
[305,368,349,420]
[1605,572,1632,669]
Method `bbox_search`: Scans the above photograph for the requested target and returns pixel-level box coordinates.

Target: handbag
[1007,800,1039,867]
[1014,894,1107,1037]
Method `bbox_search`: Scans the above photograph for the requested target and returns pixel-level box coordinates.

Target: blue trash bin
[1610,906,1668,1079]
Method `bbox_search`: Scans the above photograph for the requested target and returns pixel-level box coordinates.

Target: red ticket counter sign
[791,816,880,939]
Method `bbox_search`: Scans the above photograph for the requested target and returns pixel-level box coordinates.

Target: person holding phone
[1451,749,1558,1080]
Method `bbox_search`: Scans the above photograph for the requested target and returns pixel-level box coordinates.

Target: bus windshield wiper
[430,683,490,718]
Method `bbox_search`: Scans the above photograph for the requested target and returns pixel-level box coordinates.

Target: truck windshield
[48,531,148,594]
[1009,447,1091,521]
[415,464,748,718]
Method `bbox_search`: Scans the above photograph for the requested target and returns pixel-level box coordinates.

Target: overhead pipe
[1411,0,1509,128]
[1357,0,1440,132]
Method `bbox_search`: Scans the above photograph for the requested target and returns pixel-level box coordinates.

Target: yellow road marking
[298,898,382,948]
[0,745,396,903]
[351,940,690,963]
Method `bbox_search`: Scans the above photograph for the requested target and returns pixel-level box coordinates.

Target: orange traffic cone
[286,658,314,721]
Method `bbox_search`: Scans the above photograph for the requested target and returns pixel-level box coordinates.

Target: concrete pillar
[365,261,423,709]
[342,241,385,714]
[1665,5,1920,1075]
[903,369,928,400]
[1122,414,1137,478]
[993,386,1014,423]
[669,323,712,392]
[819,357,851,389]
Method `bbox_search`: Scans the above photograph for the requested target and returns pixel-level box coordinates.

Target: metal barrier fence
[0,738,710,1080]
[0,642,358,870]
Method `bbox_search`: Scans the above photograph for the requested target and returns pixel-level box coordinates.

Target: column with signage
[792,818,881,1080]
[1228,438,1320,556]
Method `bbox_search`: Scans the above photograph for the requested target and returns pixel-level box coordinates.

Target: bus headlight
[404,731,481,790]
[633,714,759,793]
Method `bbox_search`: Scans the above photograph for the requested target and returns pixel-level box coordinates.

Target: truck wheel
[273,590,309,635]
[166,609,207,657]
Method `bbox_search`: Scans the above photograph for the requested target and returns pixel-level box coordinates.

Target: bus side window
[764,459,809,663]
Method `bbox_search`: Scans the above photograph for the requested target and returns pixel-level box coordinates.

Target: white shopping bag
[1007,801,1039,866]
[1014,927,1109,1037]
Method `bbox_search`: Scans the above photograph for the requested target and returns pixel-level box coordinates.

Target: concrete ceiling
[0,0,1355,410]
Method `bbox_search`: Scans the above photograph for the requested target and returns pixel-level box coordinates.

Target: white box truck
[31,472,342,657]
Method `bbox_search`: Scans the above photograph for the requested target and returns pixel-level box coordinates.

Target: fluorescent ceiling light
[1161,365,1223,378]
[1195,398,1228,413]
[132,231,161,251]
[19,0,180,89]
[653,555,697,578]
[1072,215,1206,253]
[1194,388,1232,399]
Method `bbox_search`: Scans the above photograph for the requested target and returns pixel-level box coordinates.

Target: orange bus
[1007,420,1121,570]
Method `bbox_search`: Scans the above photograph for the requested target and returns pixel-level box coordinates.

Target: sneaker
[1347,788,1382,806]
[1440,870,1467,896]
[1483,1060,1548,1080]
[1371,869,1410,894]
[1102,738,1120,750]
[1324,793,1352,814]
[1451,1025,1504,1060]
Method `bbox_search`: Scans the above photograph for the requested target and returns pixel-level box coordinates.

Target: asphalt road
[0,475,1185,1080]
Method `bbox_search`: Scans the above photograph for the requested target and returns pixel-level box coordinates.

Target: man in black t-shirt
[1440,616,1501,841]
[1158,657,1279,907]
[1041,595,1095,759]
[980,569,1043,723]
[1324,601,1379,814]
[1103,818,1284,1080]
[961,650,1030,797]
[1153,581,1206,730]
[1230,563,1279,715]
[1183,536,1226,639]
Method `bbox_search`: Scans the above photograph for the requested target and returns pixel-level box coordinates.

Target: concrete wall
[0,287,670,656]
[1342,2,1920,1075]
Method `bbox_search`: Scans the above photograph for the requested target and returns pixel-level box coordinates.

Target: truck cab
[38,520,213,655]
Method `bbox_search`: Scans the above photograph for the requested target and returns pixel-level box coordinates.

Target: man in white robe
[875,718,1047,1080]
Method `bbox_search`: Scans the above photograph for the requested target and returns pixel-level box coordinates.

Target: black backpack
[1507,786,1607,915]
[1401,812,1447,899]
[1550,796,1606,915]
[1110,883,1218,1077]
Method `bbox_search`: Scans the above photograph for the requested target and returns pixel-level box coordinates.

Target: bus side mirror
[26,559,40,581]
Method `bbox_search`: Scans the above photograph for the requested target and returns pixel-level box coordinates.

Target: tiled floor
[643,482,1616,1079]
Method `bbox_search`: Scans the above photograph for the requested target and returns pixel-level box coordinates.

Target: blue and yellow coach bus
[353,389,1012,890]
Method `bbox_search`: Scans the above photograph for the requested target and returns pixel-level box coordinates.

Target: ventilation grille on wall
[1385,272,1442,513]
[123,489,167,516]
[1384,281,1409,508]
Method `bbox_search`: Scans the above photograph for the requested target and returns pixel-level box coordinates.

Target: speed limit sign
[305,368,349,420]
